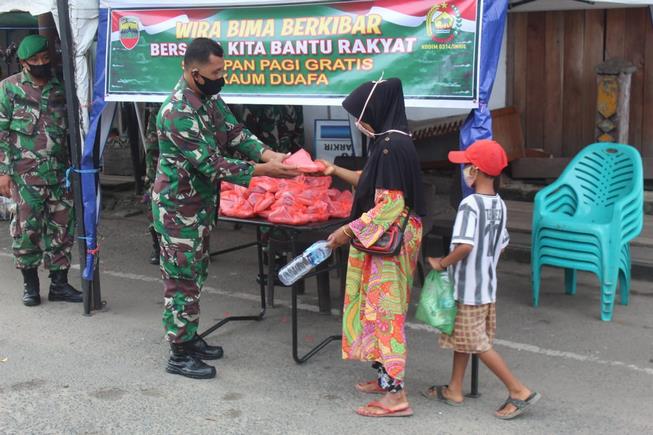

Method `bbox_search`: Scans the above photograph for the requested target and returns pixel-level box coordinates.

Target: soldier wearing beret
[0,35,82,306]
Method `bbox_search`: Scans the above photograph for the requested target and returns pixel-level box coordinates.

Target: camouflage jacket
[0,71,68,185]
[241,104,304,154]
[153,76,266,235]
[144,104,160,190]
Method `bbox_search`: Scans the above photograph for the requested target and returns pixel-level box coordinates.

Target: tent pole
[127,103,145,195]
[92,258,102,309]
[134,102,148,152]
[56,0,94,315]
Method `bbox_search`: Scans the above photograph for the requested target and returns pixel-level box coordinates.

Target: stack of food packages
[220,149,353,225]
[220,175,353,225]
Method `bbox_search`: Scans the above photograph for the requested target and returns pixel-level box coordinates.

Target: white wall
[303,21,509,152]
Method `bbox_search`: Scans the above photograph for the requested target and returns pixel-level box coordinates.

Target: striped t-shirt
[449,194,509,305]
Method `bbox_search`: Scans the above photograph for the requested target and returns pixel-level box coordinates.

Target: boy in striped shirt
[425,140,540,420]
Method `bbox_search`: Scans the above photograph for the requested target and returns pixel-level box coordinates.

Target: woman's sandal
[495,392,541,420]
[355,380,385,394]
[355,400,414,417]
[421,385,464,407]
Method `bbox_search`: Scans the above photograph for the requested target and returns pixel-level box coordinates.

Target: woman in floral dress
[324,77,425,417]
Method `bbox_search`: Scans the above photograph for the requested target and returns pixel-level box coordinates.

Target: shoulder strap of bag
[399,207,411,232]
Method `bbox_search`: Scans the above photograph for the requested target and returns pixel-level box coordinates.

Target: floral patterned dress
[342,189,422,381]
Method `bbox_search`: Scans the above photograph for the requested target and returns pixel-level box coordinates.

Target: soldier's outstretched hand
[0,175,11,198]
[254,158,300,179]
[260,149,290,163]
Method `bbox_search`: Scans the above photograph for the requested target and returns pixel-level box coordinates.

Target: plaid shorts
[439,303,496,354]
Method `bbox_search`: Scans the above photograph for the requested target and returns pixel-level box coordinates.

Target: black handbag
[350,208,411,256]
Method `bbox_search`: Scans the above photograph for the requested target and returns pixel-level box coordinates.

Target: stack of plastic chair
[532,143,643,321]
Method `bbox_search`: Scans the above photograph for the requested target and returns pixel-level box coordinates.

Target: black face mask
[27,62,52,80]
[193,73,224,96]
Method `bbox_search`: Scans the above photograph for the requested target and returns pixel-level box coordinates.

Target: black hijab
[342,77,426,219]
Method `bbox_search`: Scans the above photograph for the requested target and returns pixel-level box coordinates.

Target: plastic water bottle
[278,240,332,286]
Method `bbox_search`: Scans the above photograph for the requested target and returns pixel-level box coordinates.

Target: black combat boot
[166,342,216,379]
[184,334,224,360]
[21,268,41,307]
[48,269,83,303]
[149,227,160,265]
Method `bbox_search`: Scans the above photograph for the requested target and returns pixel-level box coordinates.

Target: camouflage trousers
[159,231,210,343]
[142,190,154,230]
[9,178,75,270]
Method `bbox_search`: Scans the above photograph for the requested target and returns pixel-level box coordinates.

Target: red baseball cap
[448,139,508,176]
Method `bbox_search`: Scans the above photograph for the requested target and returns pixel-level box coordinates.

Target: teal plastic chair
[532,143,643,321]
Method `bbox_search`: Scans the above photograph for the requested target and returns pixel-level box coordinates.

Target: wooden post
[595,59,637,144]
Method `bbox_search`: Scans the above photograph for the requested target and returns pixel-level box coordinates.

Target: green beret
[17,35,49,60]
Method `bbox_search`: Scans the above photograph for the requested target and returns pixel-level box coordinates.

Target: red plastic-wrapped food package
[219,170,353,224]
[283,149,327,173]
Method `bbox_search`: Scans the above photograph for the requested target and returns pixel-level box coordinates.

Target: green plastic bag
[415,270,457,335]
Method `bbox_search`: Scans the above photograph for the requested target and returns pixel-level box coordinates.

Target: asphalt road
[0,214,652,434]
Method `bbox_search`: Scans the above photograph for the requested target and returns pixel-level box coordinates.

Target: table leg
[316,260,331,313]
[291,233,305,295]
[466,354,481,398]
[267,238,275,308]
[256,226,267,314]
[292,281,341,364]
[289,234,340,364]
[199,226,267,339]
[296,279,306,295]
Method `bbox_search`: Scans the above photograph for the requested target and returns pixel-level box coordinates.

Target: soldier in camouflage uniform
[143,104,161,264]
[0,35,82,306]
[152,38,298,379]
[240,104,304,155]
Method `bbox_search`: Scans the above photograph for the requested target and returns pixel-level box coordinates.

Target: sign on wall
[106,0,482,108]
[313,119,360,162]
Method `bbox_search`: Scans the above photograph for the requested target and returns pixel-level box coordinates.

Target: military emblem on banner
[426,2,463,43]
[119,16,141,50]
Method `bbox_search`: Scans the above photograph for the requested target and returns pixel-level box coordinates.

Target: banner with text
[106,0,482,107]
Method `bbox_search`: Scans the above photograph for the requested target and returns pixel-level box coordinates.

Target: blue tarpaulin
[79,7,116,280]
[459,0,508,197]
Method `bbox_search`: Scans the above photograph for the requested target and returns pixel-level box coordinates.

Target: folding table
[200,215,347,363]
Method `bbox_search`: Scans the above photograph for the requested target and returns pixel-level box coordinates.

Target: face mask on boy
[463,165,478,188]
